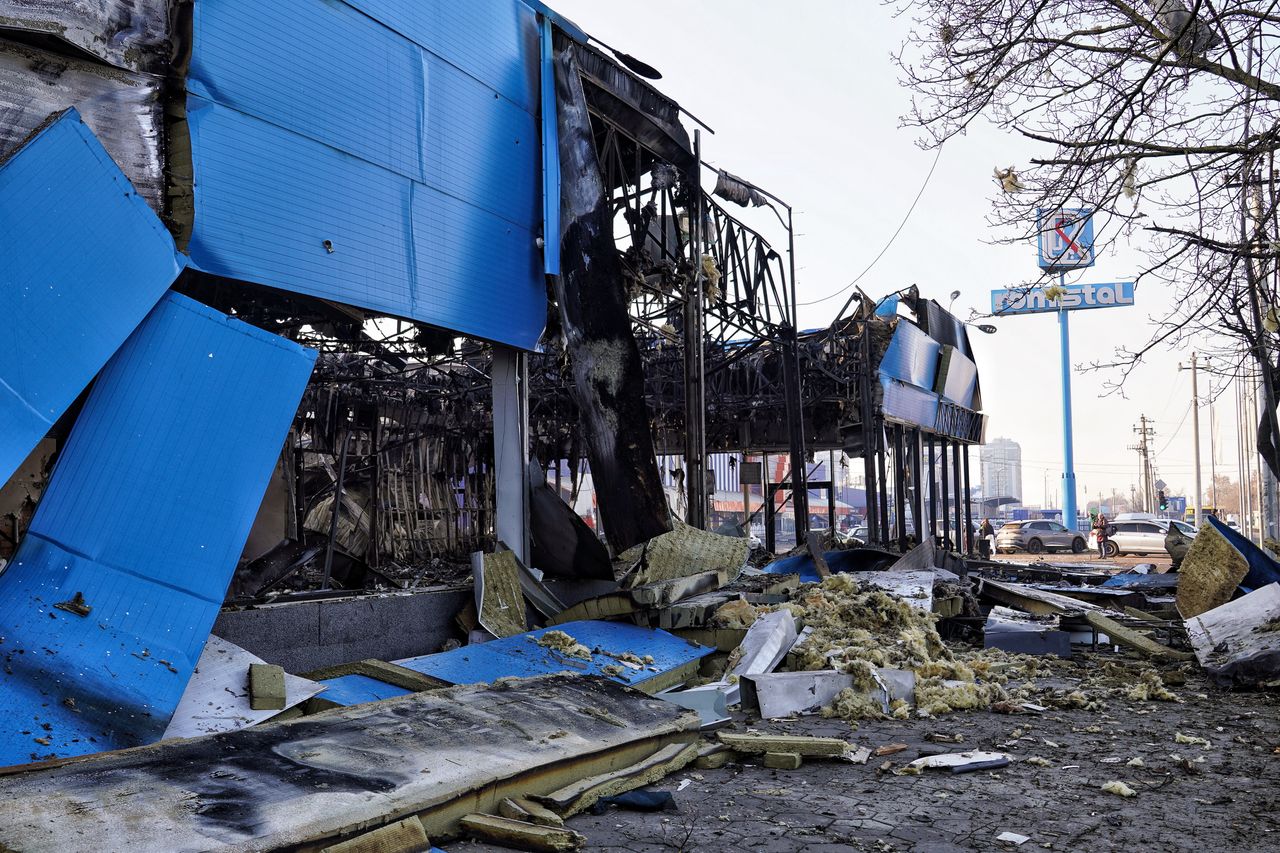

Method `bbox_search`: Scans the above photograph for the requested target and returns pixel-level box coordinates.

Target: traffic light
[1158,490,1167,511]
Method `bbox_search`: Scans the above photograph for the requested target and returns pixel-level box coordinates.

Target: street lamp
[972,324,998,335]
[948,290,961,312]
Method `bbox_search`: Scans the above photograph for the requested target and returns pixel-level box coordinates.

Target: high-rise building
[981,437,1023,504]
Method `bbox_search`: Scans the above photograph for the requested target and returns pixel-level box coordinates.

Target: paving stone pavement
[450,665,1280,852]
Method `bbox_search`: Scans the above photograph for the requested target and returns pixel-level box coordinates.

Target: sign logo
[990,282,1135,316]
[1037,208,1094,270]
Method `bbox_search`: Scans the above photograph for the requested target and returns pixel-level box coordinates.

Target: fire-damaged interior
[0,5,987,605]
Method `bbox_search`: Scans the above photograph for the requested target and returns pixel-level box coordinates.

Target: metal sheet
[879,320,940,390]
[184,0,547,350]
[395,620,712,691]
[0,0,170,72]
[0,108,181,489]
[316,673,413,707]
[162,636,328,739]
[0,292,316,766]
[0,38,164,209]
[1185,582,1280,686]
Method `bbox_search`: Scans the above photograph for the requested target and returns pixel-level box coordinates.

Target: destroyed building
[6,3,1273,852]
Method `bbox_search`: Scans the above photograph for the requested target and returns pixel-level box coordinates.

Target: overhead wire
[796,144,945,307]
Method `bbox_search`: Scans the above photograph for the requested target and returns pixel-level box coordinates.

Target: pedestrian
[978,518,994,559]
[1093,512,1110,558]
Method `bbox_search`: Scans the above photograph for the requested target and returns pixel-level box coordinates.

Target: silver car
[1088,519,1168,556]
[995,520,1087,555]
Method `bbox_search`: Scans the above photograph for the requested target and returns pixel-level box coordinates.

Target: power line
[796,145,945,307]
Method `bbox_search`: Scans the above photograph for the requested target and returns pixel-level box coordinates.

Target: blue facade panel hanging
[0,109,183,488]
[184,0,548,351]
[0,292,316,766]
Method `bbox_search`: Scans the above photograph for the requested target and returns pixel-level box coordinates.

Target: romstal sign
[989,209,1135,532]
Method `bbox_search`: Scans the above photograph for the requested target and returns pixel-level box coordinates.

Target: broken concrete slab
[474,550,528,638]
[0,107,183,488]
[1186,582,1280,686]
[0,676,699,850]
[162,636,325,740]
[0,291,316,766]
[1178,516,1280,617]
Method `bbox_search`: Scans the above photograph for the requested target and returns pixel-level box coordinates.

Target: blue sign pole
[1058,271,1078,532]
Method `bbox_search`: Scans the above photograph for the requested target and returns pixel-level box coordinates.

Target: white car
[1089,519,1168,556]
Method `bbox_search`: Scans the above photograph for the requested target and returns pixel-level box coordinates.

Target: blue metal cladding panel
[395,621,713,690]
[0,109,183,487]
[879,320,941,390]
[317,674,413,707]
[345,0,541,111]
[185,0,547,350]
[539,15,561,275]
[879,375,940,430]
[0,292,316,765]
[939,347,978,408]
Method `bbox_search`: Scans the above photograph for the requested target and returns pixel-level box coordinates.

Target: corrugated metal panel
[184,0,547,350]
[936,345,978,408]
[0,38,164,209]
[880,376,939,430]
[396,621,712,689]
[0,108,181,488]
[878,320,940,390]
[0,292,316,765]
[316,674,412,707]
[0,0,170,73]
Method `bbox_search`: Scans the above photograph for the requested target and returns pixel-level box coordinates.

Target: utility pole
[1130,416,1155,513]
[1179,354,1204,528]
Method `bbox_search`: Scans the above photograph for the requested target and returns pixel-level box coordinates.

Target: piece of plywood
[0,676,699,850]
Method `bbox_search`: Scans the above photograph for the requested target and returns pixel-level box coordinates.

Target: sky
[551,0,1260,509]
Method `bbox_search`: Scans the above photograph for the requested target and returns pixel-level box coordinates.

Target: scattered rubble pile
[4,518,1279,852]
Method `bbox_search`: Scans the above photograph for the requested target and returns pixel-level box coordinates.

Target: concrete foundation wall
[214,586,470,673]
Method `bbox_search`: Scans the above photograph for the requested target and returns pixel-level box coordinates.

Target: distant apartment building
[981,437,1023,504]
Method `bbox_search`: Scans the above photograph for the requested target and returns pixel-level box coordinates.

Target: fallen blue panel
[317,674,413,707]
[1205,516,1280,592]
[395,621,713,691]
[0,108,183,488]
[1101,572,1180,591]
[185,0,547,350]
[762,548,898,583]
[0,292,316,766]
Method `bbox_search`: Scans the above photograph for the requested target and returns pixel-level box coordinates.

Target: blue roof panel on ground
[0,292,316,766]
[185,0,547,350]
[396,621,713,690]
[0,108,183,487]
[317,674,413,707]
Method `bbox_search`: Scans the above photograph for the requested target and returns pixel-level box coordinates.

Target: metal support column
[893,425,907,550]
[828,450,837,532]
[493,346,530,563]
[683,130,708,529]
[876,426,890,545]
[764,452,775,553]
[927,437,938,543]
[1058,278,1079,532]
[782,325,809,543]
[963,443,974,554]
[860,327,880,543]
[910,429,925,544]
[952,440,964,551]
[940,437,951,548]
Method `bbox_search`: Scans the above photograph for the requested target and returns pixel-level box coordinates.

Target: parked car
[995,520,1087,554]
[1088,518,1168,556]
